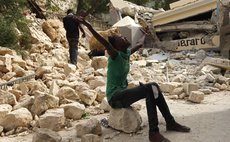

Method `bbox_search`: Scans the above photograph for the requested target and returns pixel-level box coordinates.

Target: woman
[78,17,190,142]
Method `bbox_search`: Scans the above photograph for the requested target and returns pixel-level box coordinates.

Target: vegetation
[154,0,178,10]
[0,0,178,52]
[77,0,151,14]
[0,0,32,51]
[81,112,91,119]
[77,0,178,14]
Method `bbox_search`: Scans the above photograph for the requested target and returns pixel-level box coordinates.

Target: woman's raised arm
[76,17,118,59]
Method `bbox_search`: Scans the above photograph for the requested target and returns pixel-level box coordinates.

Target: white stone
[79,90,97,105]
[12,57,27,69]
[0,55,12,73]
[35,66,53,79]
[198,89,212,95]
[12,64,26,77]
[13,95,34,110]
[49,80,60,96]
[0,47,15,55]
[63,102,85,120]
[0,104,12,123]
[88,76,106,90]
[188,91,205,103]
[132,60,147,67]
[95,86,106,102]
[0,108,33,131]
[201,65,221,74]
[75,82,90,94]
[63,63,76,76]
[32,128,62,142]
[171,87,184,95]
[0,90,17,106]
[81,134,101,142]
[56,86,79,104]
[99,98,111,112]
[2,72,16,81]
[76,118,102,137]
[31,93,59,116]
[160,82,182,93]
[39,108,65,131]
[183,83,199,96]
[91,56,107,70]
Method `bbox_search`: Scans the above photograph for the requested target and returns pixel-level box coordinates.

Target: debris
[146,52,169,62]
[113,16,145,48]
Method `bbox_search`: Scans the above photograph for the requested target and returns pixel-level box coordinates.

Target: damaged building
[110,0,230,58]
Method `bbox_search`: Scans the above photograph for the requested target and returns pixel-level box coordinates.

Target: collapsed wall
[110,0,230,57]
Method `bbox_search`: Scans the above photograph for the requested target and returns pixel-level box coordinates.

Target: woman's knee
[146,82,164,98]
[109,100,123,108]
[145,82,160,89]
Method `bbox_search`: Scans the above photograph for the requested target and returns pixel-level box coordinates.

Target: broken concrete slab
[202,57,230,70]
[112,16,145,48]
[152,0,217,26]
[146,52,169,62]
[110,0,164,17]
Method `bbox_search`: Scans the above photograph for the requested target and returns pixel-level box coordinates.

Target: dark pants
[67,38,79,65]
[108,82,175,132]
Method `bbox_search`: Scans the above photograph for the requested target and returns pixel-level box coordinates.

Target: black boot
[167,121,191,132]
[149,132,171,142]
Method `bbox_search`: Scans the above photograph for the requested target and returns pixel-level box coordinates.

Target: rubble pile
[0,7,230,142]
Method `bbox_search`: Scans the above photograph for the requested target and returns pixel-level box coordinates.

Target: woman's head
[108,35,131,51]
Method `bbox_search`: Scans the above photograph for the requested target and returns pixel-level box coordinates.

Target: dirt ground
[1,91,230,142]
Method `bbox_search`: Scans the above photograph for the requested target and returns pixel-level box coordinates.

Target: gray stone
[81,134,102,142]
[108,107,142,133]
[0,108,32,131]
[76,118,102,137]
[39,108,65,131]
[63,102,85,120]
[32,128,62,142]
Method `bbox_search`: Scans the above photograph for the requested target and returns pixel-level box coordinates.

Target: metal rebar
[0,73,36,90]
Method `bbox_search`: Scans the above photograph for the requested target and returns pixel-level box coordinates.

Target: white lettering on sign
[178,38,206,47]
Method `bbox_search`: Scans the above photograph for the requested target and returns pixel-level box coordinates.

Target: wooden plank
[155,21,216,32]
[152,0,217,26]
